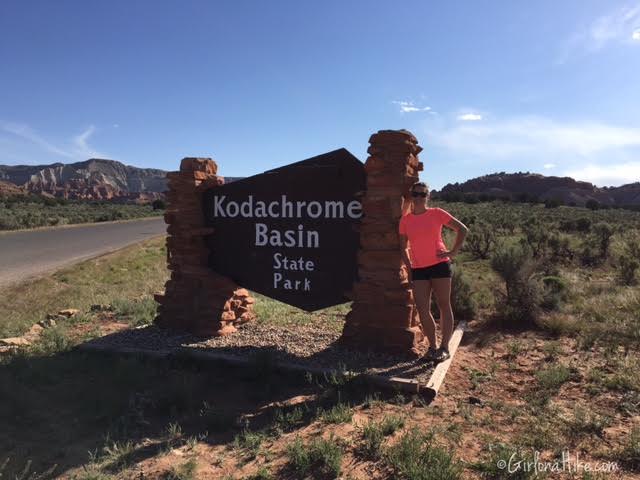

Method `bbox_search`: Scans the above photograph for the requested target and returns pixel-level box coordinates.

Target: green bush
[451,265,477,320]
[464,222,496,259]
[540,276,569,311]
[286,435,343,479]
[384,429,461,480]
[490,243,542,328]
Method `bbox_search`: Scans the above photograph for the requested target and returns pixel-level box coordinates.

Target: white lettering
[213,196,226,217]
[255,223,268,246]
[347,200,363,219]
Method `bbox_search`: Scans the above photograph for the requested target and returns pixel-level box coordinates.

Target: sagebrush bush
[451,265,477,320]
[540,276,569,311]
[490,243,542,328]
[520,222,551,258]
[548,233,574,264]
[592,222,615,259]
[615,232,640,285]
[464,222,496,259]
[286,435,343,479]
[384,429,461,480]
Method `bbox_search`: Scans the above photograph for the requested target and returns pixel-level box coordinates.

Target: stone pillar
[154,157,255,336]
[340,130,425,354]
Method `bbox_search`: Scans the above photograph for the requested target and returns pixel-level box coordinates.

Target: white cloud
[428,115,640,156]
[1,122,106,161]
[72,125,103,158]
[424,114,640,186]
[559,4,640,62]
[564,162,640,186]
[457,113,482,121]
[393,100,432,113]
[544,163,556,169]
[0,121,74,158]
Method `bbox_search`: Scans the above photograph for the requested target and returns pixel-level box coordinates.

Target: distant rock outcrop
[435,172,640,207]
[0,159,168,203]
[0,179,25,197]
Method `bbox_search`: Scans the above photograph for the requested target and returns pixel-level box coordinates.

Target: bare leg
[412,280,436,349]
[431,277,454,350]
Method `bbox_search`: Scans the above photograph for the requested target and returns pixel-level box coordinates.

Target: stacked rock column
[154,157,256,336]
[341,130,425,354]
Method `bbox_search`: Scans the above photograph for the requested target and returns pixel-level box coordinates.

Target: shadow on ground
[0,338,429,478]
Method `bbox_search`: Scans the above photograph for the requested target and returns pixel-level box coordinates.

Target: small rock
[468,396,484,407]
[0,346,17,356]
[58,309,79,317]
[0,337,31,347]
[24,324,44,340]
[38,318,57,328]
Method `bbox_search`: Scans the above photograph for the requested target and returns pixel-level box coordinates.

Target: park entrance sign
[155,129,426,354]
[202,149,365,311]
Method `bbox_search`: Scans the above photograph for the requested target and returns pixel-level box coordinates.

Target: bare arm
[444,217,469,255]
[400,234,412,270]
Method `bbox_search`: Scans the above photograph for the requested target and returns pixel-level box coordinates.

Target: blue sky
[1,1,639,190]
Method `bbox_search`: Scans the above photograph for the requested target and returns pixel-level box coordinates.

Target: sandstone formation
[340,129,425,354]
[154,158,255,336]
[437,172,640,207]
[0,159,167,202]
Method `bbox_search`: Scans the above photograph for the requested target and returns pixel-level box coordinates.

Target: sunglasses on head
[411,191,428,198]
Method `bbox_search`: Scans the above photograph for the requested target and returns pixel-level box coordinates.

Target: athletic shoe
[435,348,450,362]
[423,347,439,362]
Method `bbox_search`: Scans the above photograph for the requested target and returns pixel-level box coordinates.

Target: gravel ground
[83,321,436,383]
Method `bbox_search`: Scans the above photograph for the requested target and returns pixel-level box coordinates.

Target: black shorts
[411,261,452,280]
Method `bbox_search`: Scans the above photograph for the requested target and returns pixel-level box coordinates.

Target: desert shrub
[592,222,615,259]
[615,232,640,285]
[470,443,537,479]
[548,233,574,263]
[520,222,550,259]
[490,243,542,328]
[286,435,343,479]
[559,218,591,233]
[540,276,569,311]
[464,222,496,259]
[111,297,157,326]
[384,429,461,480]
[617,255,640,286]
[359,414,405,460]
[544,197,563,208]
[152,199,166,210]
[586,199,600,210]
[579,243,601,267]
[451,266,477,320]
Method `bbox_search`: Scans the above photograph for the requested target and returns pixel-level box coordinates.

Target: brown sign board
[202,149,366,311]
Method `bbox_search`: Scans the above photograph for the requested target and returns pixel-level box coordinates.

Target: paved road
[0,217,166,288]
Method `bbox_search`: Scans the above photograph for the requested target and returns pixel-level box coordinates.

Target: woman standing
[399,182,469,362]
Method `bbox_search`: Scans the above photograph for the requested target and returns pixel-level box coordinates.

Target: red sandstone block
[358,250,403,265]
[370,129,417,144]
[234,288,250,297]
[221,311,236,321]
[360,231,400,250]
[237,311,256,323]
[180,157,218,174]
[361,198,392,218]
[362,185,406,198]
[364,156,389,174]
